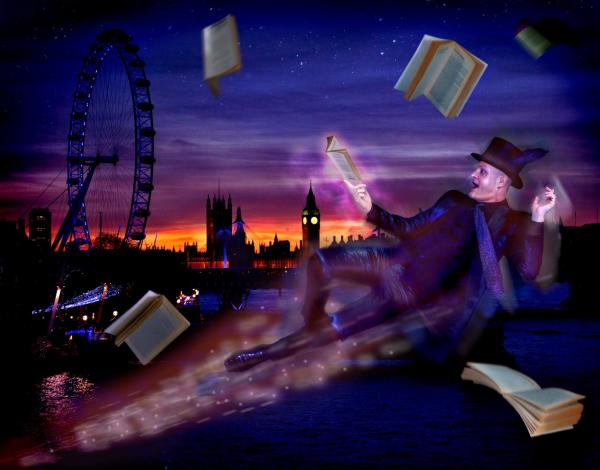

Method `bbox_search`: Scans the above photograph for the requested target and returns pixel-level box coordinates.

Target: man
[225,137,556,371]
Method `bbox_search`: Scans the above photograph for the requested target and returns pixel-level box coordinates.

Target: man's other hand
[344,180,372,215]
[531,186,556,222]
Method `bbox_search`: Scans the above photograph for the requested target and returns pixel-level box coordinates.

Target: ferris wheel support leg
[52,164,98,251]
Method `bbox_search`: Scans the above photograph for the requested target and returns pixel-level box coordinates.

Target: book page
[105,290,160,338]
[507,397,583,422]
[426,46,474,116]
[509,388,585,412]
[531,423,574,437]
[203,15,241,80]
[446,48,487,117]
[464,362,540,394]
[412,45,451,98]
[125,300,190,365]
[394,34,439,93]
[325,136,362,183]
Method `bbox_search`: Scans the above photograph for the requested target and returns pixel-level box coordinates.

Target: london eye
[53,29,155,251]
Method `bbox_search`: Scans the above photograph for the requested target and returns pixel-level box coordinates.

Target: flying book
[202,15,242,96]
[105,290,190,365]
[462,362,585,437]
[325,135,362,183]
[515,18,580,59]
[394,34,487,118]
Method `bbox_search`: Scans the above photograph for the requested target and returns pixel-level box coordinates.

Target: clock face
[310,216,318,225]
[303,217,307,225]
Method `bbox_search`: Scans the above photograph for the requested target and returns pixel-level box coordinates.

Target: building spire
[304,181,318,211]
[234,206,243,224]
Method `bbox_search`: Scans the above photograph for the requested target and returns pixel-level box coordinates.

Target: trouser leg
[300,252,382,328]
[299,253,332,328]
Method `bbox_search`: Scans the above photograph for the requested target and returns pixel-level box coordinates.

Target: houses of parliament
[185,184,324,269]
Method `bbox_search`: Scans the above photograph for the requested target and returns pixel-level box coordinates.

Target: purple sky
[1,1,599,249]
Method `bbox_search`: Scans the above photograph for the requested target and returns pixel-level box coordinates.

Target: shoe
[224,345,270,372]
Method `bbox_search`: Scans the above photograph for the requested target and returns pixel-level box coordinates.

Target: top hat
[471,137,548,189]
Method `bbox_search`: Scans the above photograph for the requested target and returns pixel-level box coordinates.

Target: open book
[395,34,487,118]
[105,291,190,365]
[202,15,242,96]
[325,135,362,183]
[462,362,584,437]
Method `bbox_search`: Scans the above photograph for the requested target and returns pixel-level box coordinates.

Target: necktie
[474,204,504,297]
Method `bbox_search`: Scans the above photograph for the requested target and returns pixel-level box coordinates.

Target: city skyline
[1,1,599,250]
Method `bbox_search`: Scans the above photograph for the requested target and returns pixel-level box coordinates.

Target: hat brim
[471,152,524,189]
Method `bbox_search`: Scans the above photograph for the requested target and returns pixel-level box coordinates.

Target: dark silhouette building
[206,193,232,266]
[29,208,51,248]
[302,183,320,256]
[559,222,600,310]
[255,234,299,268]
[230,207,254,268]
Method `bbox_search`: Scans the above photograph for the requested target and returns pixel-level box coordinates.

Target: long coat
[326,190,544,362]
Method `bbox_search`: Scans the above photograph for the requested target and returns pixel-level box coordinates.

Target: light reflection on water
[37,373,96,426]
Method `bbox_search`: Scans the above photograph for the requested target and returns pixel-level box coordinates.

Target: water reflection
[37,373,96,425]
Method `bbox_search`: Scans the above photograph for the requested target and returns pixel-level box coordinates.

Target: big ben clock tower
[302,182,320,255]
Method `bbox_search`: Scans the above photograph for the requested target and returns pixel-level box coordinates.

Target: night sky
[1,0,599,250]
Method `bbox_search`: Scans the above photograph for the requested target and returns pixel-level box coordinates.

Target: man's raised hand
[531,186,557,222]
[344,180,372,215]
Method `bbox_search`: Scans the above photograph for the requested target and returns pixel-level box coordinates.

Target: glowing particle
[260,400,275,407]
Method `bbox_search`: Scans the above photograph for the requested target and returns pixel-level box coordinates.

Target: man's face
[469,162,508,202]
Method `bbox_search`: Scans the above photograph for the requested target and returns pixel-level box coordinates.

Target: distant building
[187,186,314,269]
[559,222,600,309]
[183,241,198,257]
[254,234,299,269]
[230,207,254,268]
[206,193,232,267]
[29,208,51,248]
[302,183,320,256]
